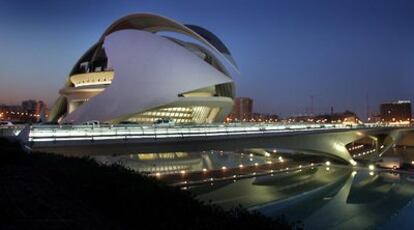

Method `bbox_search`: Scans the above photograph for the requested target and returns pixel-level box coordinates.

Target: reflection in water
[298,171,414,230]
[194,166,351,210]
[95,152,203,173]
[93,148,414,229]
[192,167,414,229]
[93,150,266,174]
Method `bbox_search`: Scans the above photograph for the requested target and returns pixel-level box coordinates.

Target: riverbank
[0,138,295,229]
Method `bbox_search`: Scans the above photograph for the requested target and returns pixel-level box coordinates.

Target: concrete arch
[100,13,238,72]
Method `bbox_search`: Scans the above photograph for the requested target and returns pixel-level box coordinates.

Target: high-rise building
[35,100,47,115]
[21,100,37,114]
[230,97,253,121]
[380,100,412,123]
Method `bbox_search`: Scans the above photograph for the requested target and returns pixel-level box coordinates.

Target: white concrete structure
[20,123,405,164]
[50,13,237,124]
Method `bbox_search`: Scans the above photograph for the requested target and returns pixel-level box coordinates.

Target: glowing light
[221,166,227,170]
[369,171,375,176]
[180,170,186,175]
[239,164,244,168]
[350,159,357,166]
[325,161,331,166]
[155,172,161,177]
[352,171,357,176]
[254,163,259,166]
[202,168,207,172]
[368,164,375,171]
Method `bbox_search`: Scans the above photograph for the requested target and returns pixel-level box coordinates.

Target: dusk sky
[0,0,413,118]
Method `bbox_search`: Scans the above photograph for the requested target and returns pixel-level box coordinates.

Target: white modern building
[49,13,238,124]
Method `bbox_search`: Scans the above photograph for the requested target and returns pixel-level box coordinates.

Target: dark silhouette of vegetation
[0,138,296,229]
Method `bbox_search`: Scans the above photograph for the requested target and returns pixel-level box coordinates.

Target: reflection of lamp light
[368,164,375,171]
[325,161,331,166]
[350,159,357,166]
[278,156,284,162]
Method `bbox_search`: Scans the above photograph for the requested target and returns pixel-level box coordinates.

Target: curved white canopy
[63,30,233,123]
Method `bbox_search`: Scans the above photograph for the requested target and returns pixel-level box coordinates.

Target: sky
[0,0,413,119]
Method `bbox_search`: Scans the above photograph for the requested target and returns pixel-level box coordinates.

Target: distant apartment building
[0,100,48,122]
[226,97,253,121]
[34,100,47,115]
[21,100,37,114]
[380,100,412,123]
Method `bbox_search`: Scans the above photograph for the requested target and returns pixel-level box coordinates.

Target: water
[94,150,414,229]
[191,166,414,229]
[93,150,267,174]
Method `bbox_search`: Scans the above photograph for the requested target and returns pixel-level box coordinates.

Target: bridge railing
[24,122,358,142]
[3,122,408,142]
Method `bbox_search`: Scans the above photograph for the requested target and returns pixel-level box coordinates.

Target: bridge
[2,123,413,165]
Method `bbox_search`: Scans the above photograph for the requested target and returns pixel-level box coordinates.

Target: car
[153,118,175,126]
[0,121,13,126]
[375,157,402,170]
[119,121,138,124]
[83,120,100,127]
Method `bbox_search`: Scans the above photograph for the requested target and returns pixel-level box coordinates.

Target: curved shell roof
[100,13,237,69]
[51,13,238,123]
[63,30,233,123]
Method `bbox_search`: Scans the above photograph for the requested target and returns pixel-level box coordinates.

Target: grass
[0,138,296,230]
